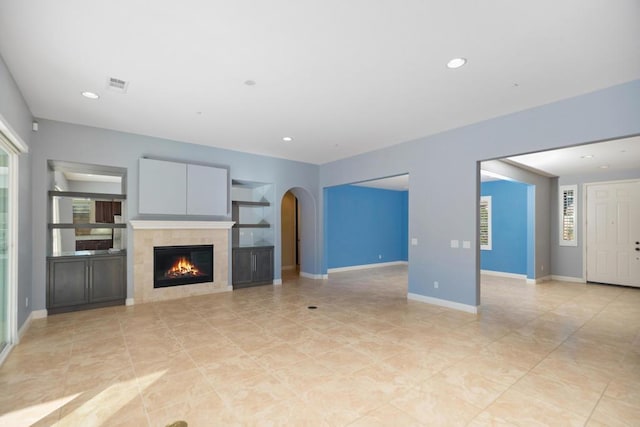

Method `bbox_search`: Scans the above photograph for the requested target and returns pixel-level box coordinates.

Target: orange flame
[165,257,201,278]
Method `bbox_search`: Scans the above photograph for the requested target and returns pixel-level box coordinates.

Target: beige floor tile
[140,368,214,412]
[146,391,239,427]
[57,383,147,427]
[213,372,297,414]
[249,341,312,370]
[604,375,640,405]
[299,376,383,426]
[588,395,640,427]
[510,370,603,417]
[314,345,376,375]
[390,382,482,426]
[350,404,423,426]
[131,349,199,377]
[381,348,454,383]
[473,388,587,426]
[443,354,527,387]
[531,355,611,392]
[199,353,270,386]
[432,369,509,409]
[270,358,336,394]
[3,267,640,426]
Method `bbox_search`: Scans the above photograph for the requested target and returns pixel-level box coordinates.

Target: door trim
[0,124,24,364]
[582,178,640,283]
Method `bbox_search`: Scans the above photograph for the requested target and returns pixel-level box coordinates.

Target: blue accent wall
[481,180,530,275]
[326,185,408,269]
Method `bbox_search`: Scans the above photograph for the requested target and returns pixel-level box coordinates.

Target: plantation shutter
[559,185,577,246]
[480,196,492,250]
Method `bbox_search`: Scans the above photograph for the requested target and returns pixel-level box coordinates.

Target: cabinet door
[139,158,187,215]
[90,256,126,302]
[232,248,254,285]
[187,164,228,216]
[253,247,274,284]
[48,258,88,308]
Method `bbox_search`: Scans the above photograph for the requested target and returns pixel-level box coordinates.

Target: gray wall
[30,119,320,311]
[0,54,32,330]
[320,80,640,307]
[551,169,640,279]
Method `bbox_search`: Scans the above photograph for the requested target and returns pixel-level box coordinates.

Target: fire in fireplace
[154,245,213,288]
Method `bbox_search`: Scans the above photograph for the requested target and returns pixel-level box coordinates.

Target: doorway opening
[477,135,640,306]
[280,187,318,281]
[281,190,300,278]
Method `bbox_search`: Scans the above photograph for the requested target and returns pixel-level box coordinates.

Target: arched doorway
[280,187,318,281]
[281,190,299,278]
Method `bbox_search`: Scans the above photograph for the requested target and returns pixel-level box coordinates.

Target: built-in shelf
[234,223,270,228]
[232,200,270,207]
[48,223,127,229]
[48,190,126,200]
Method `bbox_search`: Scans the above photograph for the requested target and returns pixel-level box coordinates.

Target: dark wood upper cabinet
[95,201,122,223]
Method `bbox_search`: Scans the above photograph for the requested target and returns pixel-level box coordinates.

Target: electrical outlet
[434,281,439,289]
[378,254,382,260]
[25,297,29,308]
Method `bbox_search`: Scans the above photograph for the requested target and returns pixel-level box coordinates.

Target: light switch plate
[463,240,471,249]
[451,240,459,248]
[411,238,418,246]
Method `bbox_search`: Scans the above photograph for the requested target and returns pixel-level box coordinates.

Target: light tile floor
[1,265,639,426]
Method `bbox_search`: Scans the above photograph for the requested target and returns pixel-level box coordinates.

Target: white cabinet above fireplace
[139,158,229,216]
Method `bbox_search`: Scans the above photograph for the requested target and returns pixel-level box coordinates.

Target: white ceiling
[506,135,640,177]
[1,1,639,165]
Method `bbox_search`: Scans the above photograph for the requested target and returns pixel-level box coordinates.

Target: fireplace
[154,244,214,288]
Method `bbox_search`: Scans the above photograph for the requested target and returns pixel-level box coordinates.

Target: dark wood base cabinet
[47,252,126,314]
[232,246,274,289]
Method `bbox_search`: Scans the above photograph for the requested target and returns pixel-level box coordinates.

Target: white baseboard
[125,298,135,306]
[226,285,233,291]
[551,275,586,283]
[299,272,326,280]
[17,312,33,342]
[407,293,478,314]
[273,279,282,286]
[16,309,47,345]
[526,275,552,284]
[480,270,526,280]
[328,261,408,274]
[31,309,47,319]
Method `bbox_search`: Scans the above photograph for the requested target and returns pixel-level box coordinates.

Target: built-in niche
[48,161,127,255]
[46,160,128,314]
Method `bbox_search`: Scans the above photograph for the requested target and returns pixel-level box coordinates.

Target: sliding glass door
[0,147,8,353]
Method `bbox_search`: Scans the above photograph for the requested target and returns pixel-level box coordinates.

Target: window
[559,184,577,246]
[480,196,492,250]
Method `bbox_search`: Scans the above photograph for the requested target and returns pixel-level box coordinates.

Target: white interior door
[586,180,640,287]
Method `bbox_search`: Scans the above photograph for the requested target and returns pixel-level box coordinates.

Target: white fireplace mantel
[129,220,235,230]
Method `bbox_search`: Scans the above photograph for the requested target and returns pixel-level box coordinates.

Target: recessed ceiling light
[581,155,594,159]
[282,136,293,142]
[244,80,256,86]
[446,57,467,69]
[81,91,99,99]
[600,165,609,169]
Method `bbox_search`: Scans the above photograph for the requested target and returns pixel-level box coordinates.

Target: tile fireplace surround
[130,220,234,304]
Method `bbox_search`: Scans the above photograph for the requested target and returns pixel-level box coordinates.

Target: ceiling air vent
[106,77,129,93]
